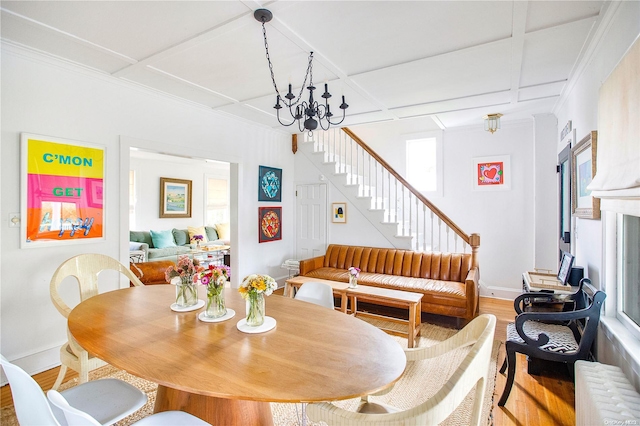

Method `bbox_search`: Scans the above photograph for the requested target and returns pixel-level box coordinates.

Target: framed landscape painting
[258,165,282,202]
[571,131,600,219]
[160,177,192,218]
[259,206,282,243]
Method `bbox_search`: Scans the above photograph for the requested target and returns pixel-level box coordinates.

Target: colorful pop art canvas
[472,155,511,191]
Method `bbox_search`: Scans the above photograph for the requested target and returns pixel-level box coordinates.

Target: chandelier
[254,9,349,134]
[483,113,503,134]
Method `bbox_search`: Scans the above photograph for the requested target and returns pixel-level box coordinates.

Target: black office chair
[498,278,605,406]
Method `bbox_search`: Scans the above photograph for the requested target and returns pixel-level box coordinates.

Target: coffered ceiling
[1,1,606,133]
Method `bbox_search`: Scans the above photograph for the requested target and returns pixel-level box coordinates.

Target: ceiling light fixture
[483,113,503,134]
[254,9,348,135]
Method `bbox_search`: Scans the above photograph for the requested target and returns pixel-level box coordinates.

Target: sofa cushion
[205,226,219,241]
[148,246,190,259]
[172,228,190,246]
[130,230,154,248]
[150,229,177,249]
[187,226,209,243]
[214,223,230,240]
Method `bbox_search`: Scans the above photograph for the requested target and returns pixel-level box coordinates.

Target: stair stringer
[299,141,413,250]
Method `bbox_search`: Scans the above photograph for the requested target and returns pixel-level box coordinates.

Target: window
[405,131,443,195]
[129,170,136,230]
[618,214,640,338]
[206,177,229,225]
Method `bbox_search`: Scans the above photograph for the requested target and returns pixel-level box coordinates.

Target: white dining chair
[48,389,211,426]
[0,354,147,426]
[294,281,335,309]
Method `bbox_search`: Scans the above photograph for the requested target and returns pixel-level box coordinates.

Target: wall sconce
[483,113,503,134]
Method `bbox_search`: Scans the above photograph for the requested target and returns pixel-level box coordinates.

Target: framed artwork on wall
[571,131,600,219]
[332,202,347,223]
[160,177,192,218]
[258,165,282,202]
[259,206,282,243]
[472,155,511,190]
[20,133,105,248]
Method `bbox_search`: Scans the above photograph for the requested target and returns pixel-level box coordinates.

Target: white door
[296,183,327,260]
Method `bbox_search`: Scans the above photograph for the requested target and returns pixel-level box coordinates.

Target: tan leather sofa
[299,244,479,321]
[129,260,175,286]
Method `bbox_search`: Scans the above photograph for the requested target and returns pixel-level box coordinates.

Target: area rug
[1,319,500,426]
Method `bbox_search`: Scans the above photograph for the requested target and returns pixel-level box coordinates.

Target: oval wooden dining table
[68,285,406,425]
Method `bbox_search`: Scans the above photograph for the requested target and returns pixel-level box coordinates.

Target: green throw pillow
[150,229,176,249]
[205,226,219,241]
[172,229,190,246]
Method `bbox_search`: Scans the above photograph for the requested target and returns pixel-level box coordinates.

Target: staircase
[297,127,480,267]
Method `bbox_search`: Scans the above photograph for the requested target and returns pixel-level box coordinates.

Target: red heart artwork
[484,168,497,179]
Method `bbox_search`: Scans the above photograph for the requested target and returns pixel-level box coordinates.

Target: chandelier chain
[261,21,311,106]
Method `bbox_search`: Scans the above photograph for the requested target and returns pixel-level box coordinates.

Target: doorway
[295,183,327,259]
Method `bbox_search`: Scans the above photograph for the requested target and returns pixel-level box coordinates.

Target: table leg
[408,303,416,348]
[340,293,348,313]
[155,385,274,426]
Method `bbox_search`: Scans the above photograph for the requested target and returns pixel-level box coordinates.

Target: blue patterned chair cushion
[506,321,579,354]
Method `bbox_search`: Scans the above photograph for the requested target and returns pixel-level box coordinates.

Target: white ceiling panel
[1,10,131,73]
[275,1,513,75]
[1,1,249,61]
[518,80,565,102]
[215,102,283,128]
[393,91,511,119]
[152,22,337,102]
[121,67,232,109]
[435,97,557,129]
[351,39,512,108]
[525,1,603,33]
[520,17,596,87]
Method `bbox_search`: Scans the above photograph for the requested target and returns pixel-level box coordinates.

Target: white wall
[555,1,640,287]
[129,155,229,232]
[554,1,640,387]
[0,44,293,374]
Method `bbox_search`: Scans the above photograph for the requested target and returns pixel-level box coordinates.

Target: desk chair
[48,390,211,425]
[50,253,145,390]
[498,278,605,406]
[294,281,335,309]
[1,354,147,426]
[307,314,497,426]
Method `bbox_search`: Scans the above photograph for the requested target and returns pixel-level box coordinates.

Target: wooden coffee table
[285,276,423,348]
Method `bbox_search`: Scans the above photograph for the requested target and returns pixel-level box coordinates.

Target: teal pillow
[130,230,153,247]
[205,226,219,241]
[150,229,176,249]
[172,229,190,246]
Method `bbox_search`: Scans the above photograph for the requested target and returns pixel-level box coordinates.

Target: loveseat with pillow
[299,244,479,321]
[129,224,229,262]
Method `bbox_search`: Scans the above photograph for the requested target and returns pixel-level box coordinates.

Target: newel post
[470,233,481,270]
[292,134,298,154]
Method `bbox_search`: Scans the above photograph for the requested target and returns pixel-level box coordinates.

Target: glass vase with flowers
[200,264,230,318]
[191,234,204,249]
[238,274,277,326]
[348,266,360,288]
[165,255,204,307]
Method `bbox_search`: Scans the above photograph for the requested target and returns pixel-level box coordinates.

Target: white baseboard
[1,346,61,387]
[479,280,520,300]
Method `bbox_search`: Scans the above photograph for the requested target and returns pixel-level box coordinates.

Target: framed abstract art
[20,133,105,248]
[258,165,282,202]
[259,206,282,243]
[472,155,511,191]
[332,202,347,223]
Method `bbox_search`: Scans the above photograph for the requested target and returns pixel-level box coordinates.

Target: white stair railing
[303,128,480,267]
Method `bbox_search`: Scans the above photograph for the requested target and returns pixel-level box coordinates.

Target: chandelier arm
[326,108,348,126]
[275,107,298,127]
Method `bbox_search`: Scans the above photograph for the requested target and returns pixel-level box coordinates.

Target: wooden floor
[1,296,574,425]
